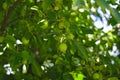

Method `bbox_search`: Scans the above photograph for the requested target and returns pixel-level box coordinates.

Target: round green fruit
[54,6,60,10]
[66,33,74,40]
[22,60,27,64]
[58,22,65,29]
[41,21,48,29]
[81,60,85,65]
[93,73,100,79]
[41,25,48,29]
[3,2,8,10]
[59,43,67,52]
[22,37,29,45]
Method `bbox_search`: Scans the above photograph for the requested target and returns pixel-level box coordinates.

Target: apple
[93,73,100,79]
[66,33,74,40]
[22,37,29,45]
[59,43,67,52]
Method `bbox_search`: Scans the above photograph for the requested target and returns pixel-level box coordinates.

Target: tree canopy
[0,0,120,80]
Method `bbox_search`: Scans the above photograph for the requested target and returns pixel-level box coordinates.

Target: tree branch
[0,0,21,35]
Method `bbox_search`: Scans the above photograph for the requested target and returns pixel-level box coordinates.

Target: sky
[90,1,120,57]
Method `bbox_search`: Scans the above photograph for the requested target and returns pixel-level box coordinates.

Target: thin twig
[0,0,21,35]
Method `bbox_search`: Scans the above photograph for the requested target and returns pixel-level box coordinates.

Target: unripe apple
[93,73,100,79]
[22,37,29,45]
[58,43,67,52]
[41,21,48,29]
[54,6,59,10]
[58,22,65,29]
[66,33,74,40]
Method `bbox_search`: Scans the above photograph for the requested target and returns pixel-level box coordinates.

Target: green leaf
[81,28,94,34]
[72,0,85,10]
[109,7,120,23]
[32,61,43,77]
[107,77,118,80]
[21,5,26,17]
[70,71,85,80]
[29,0,34,3]
[96,0,120,23]
[5,35,16,44]
[30,5,39,11]
[0,36,4,43]
[73,41,88,60]
[63,73,73,80]
[4,35,16,49]
[96,0,109,9]
[0,0,120,79]
[42,0,53,11]
[21,50,30,61]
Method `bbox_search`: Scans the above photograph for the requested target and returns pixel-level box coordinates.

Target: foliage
[0,0,120,80]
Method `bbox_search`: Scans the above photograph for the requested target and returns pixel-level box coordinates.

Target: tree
[0,0,120,80]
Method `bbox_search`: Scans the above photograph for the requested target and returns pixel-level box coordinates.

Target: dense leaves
[0,0,120,80]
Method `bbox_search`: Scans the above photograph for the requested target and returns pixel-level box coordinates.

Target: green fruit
[81,60,85,65]
[54,6,59,10]
[93,73,100,79]
[59,43,67,52]
[22,60,27,64]
[22,37,29,45]
[41,25,48,29]
[3,2,7,10]
[66,33,74,40]
[58,22,65,29]
[54,5,60,10]
[41,21,48,29]
[58,21,70,29]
